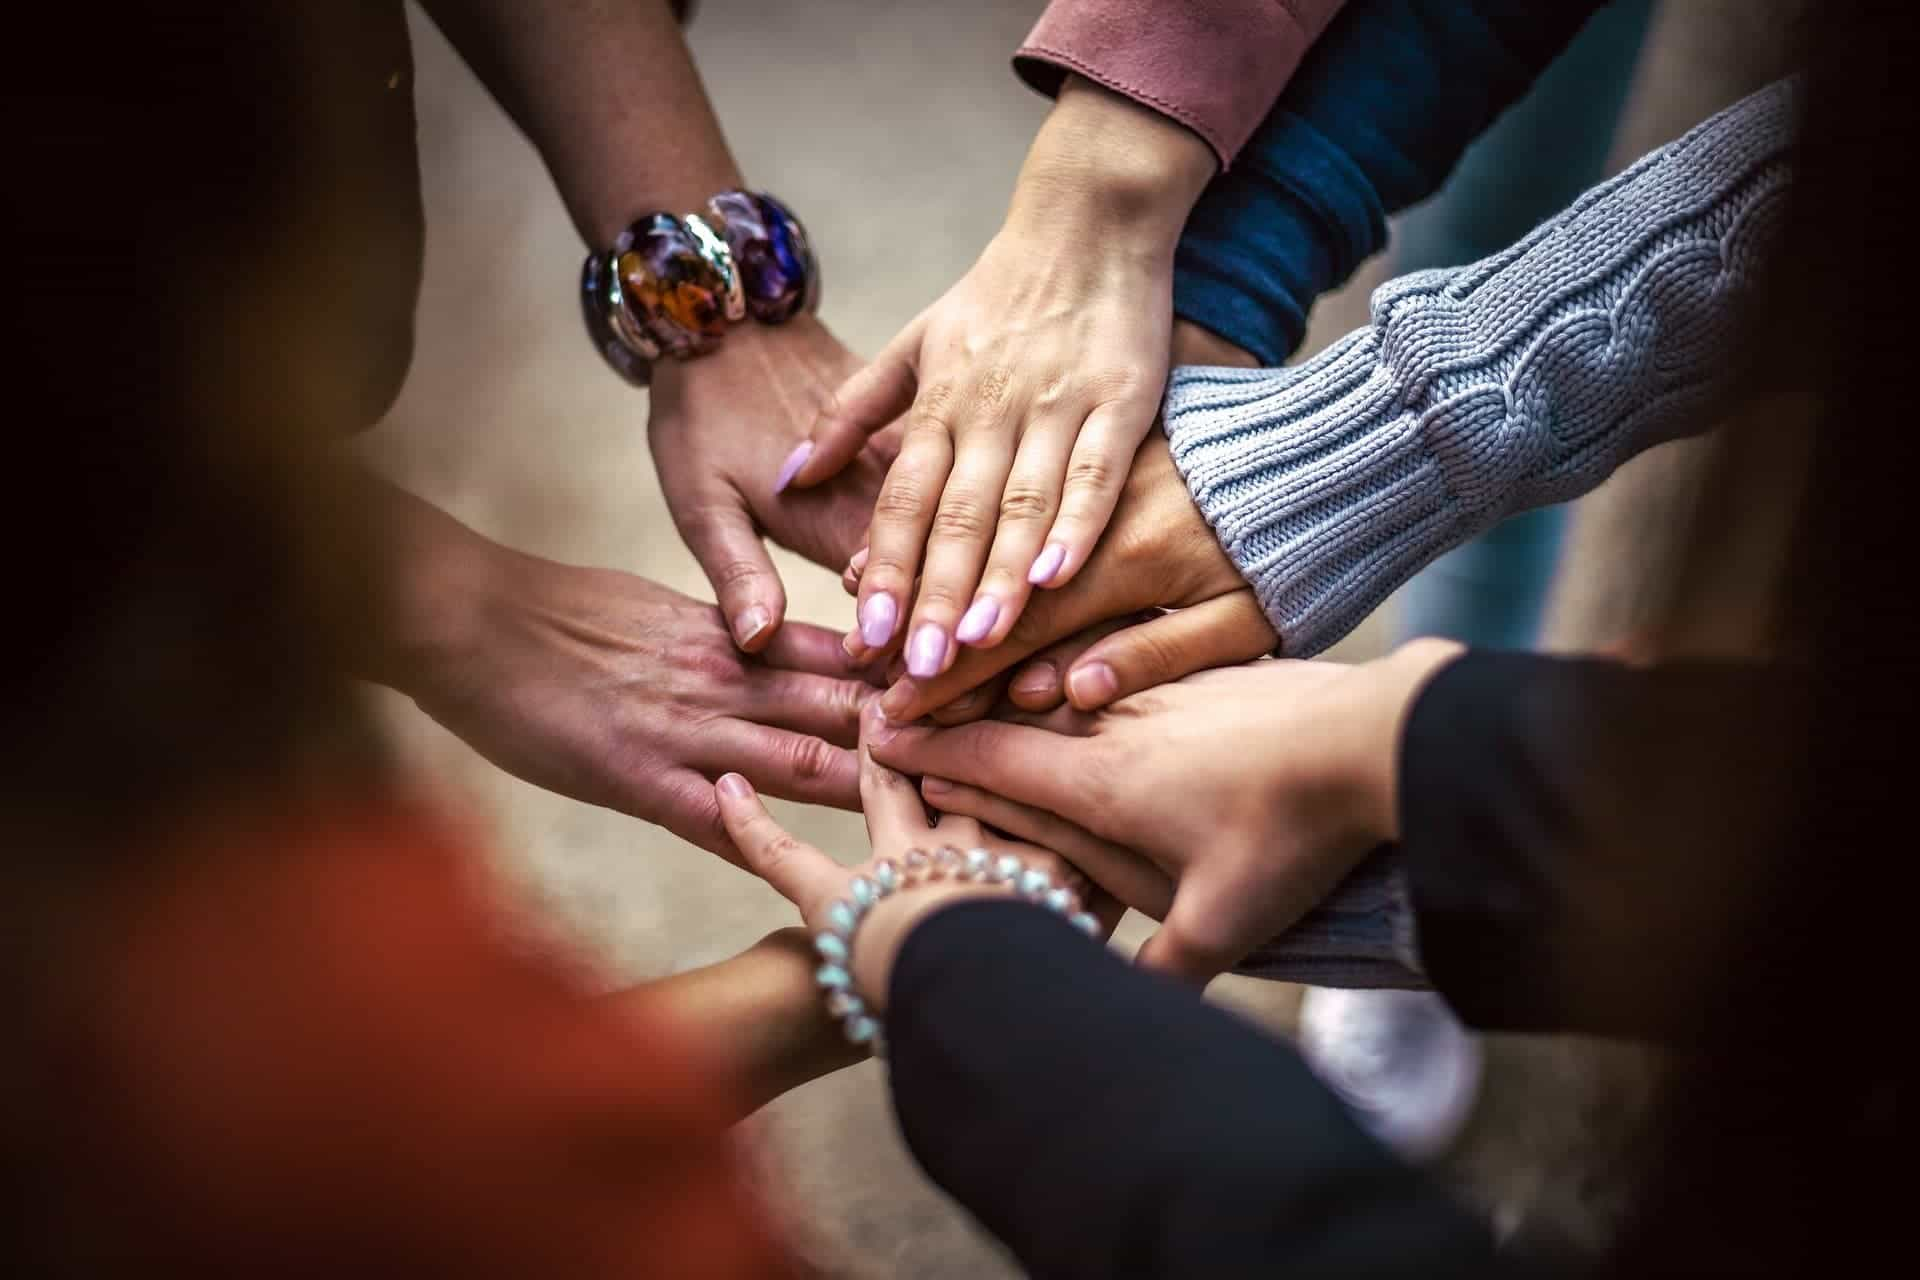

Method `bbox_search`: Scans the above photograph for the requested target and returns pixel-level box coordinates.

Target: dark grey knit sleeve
[1163,78,1798,656]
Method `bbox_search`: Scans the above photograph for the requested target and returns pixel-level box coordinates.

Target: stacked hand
[362,472,881,863]
[865,645,1462,983]
[649,315,902,650]
[713,706,1122,1008]
[787,77,1217,682]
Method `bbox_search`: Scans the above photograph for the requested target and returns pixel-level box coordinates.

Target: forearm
[1166,78,1798,657]
[1399,652,1809,1040]
[882,900,1495,1276]
[613,930,864,1124]
[417,0,739,245]
[1173,0,1608,363]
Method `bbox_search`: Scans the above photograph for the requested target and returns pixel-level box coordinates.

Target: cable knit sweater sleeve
[1163,79,1798,657]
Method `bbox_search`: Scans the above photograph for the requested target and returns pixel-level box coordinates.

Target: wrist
[850,883,1012,1012]
[1354,639,1468,841]
[1005,76,1215,250]
[363,485,519,695]
[1171,319,1260,369]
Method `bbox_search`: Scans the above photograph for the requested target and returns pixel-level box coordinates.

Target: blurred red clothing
[34,804,794,1276]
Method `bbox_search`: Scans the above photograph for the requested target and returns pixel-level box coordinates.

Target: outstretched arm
[416,0,893,651]
[416,0,735,244]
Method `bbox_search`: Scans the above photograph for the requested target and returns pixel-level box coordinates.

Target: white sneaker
[1296,988,1483,1163]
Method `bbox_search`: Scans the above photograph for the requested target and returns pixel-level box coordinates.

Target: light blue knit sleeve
[1163,78,1799,657]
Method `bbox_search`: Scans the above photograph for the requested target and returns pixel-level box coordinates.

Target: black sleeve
[885,901,1502,1280]
[1400,651,1807,1038]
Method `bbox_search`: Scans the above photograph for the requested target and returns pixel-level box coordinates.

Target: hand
[859,434,1278,722]
[789,78,1215,680]
[369,481,879,861]
[648,315,902,650]
[711,707,1120,1010]
[867,643,1464,982]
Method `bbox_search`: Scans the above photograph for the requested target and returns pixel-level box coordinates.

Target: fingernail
[921,776,952,796]
[878,680,916,721]
[1066,660,1118,708]
[859,593,897,648]
[848,546,870,576]
[863,700,900,745]
[733,606,771,647]
[1027,542,1067,586]
[717,772,752,800]
[1012,661,1057,697]
[772,441,814,494]
[955,596,1001,645]
[906,623,949,679]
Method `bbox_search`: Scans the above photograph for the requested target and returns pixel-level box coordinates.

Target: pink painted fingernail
[906,623,949,679]
[773,440,814,494]
[955,596,1001,645]
[1027,542,1068,586]
[1066,660,1118,708]
[859,592,898,648]
[717,773,752,800]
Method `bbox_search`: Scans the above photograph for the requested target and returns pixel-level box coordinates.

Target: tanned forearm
[614,930,866,1124]
[417,0,742,244]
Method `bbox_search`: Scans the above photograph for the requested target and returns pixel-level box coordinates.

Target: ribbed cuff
[1165,344,1469,657]
[1233,844,1427,988]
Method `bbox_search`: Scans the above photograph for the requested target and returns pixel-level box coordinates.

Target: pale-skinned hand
[867,644,1463,982]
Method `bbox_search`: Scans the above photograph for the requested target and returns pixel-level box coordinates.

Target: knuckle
[930,493,993,543]
[1088,364,1155,402]
[908,382,961,434]
[873,481,933,526]
[998,484,1054,525]
[971,366,1015,414]
[1062,451,1119,500]
[783,734,841,784]
[1030,373,1072,410]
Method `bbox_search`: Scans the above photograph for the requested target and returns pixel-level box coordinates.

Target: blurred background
[364,2,1795,1271]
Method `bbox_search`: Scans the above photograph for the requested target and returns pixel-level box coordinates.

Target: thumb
[676,491,788,652]
[1134,873,1246,985]
[715,773,841,924]
[791,317,923,488]
[1064,592,1275,711]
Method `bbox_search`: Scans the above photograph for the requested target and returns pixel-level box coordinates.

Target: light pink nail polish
[773,440,814,494]
[859,593,898,648]
[955,596,1001,645]
[1028,542,1068,586]
[906,623,949,679]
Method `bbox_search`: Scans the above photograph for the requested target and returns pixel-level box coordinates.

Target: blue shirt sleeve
[1174,0,1606,364]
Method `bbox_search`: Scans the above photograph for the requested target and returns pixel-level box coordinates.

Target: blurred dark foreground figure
[1,3,1911,1277]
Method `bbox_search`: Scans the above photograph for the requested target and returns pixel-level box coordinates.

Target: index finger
[867,714,1096,827]
[876,559,1126,721]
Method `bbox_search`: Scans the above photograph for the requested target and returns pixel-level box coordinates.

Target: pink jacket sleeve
[1013,0,1349,169]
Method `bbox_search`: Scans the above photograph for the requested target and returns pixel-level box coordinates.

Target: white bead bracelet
[813,845,1100,1055]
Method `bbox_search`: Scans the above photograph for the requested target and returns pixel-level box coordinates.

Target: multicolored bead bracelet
[813,846,1101,1057]
[580,189,818,385]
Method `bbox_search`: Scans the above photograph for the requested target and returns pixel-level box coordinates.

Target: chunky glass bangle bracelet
[612,213,732,357]
[580,190,820,384]
[706,189,820,324]
[812,845,1100,1057]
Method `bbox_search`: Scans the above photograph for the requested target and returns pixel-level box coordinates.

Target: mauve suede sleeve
[1012,0,1350,167]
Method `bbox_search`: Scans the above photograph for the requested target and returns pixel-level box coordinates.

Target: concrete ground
[366,2,1793,1272]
